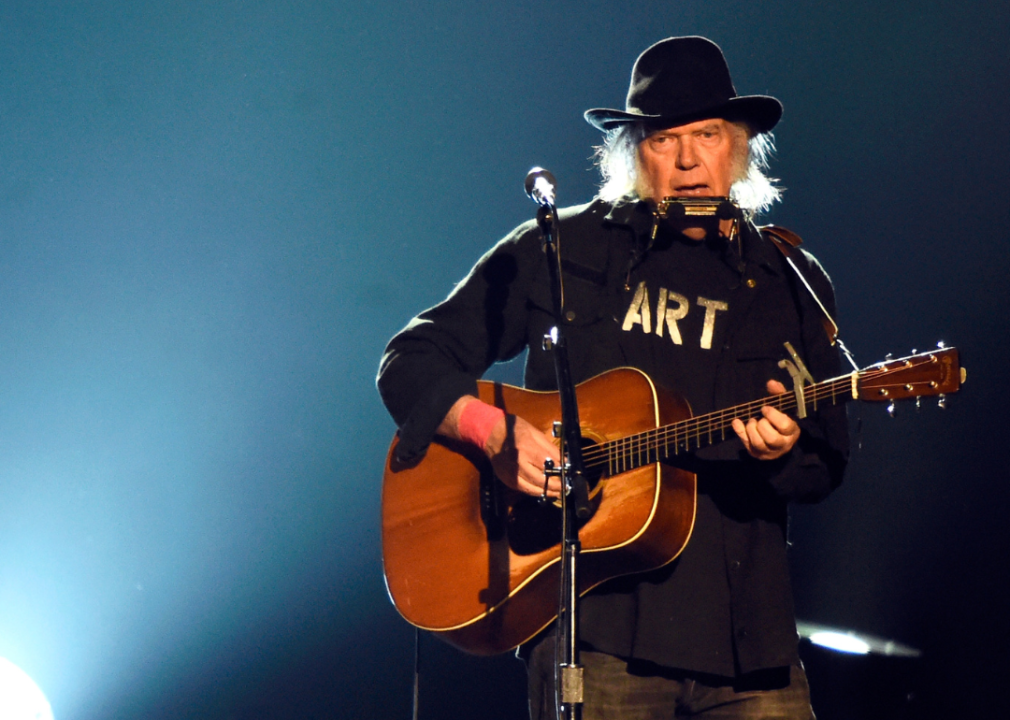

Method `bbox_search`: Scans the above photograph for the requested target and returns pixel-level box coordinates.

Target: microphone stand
[525,168,592,720]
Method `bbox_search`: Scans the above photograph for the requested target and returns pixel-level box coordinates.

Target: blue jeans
[527,642,815,720]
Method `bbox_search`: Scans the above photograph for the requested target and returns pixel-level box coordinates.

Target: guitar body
[381,367,698,655]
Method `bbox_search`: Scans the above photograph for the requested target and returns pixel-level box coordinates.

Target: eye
[646,134,678,152]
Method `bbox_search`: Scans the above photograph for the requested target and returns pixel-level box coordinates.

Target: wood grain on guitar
[381,348,962,655]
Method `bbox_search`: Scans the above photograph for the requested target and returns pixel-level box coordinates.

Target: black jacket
[377,198,848,677]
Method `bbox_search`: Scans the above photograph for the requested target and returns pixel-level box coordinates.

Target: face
[636,118,743,201]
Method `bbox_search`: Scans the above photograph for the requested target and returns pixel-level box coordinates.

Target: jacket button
[731,560,741,569]
[565,310,576,321]
[745,278,757,288]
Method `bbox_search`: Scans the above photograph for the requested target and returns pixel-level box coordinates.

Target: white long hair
[593,121,782,215]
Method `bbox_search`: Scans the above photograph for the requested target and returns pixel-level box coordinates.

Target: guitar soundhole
[504,437,607,556]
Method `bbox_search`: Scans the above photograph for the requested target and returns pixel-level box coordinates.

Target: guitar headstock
[857,347,963,401]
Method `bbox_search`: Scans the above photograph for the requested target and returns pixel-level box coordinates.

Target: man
[378,36,848,719]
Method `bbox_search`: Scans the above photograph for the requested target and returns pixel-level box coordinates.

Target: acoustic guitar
[381,347,963,655]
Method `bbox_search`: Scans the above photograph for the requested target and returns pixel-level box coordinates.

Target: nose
[676,137,698,170]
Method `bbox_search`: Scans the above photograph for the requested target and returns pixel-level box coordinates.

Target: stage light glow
[0,658,54,720]
[808,631,871,655]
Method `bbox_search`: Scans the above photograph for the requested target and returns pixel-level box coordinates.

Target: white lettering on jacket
[621,281,728,350]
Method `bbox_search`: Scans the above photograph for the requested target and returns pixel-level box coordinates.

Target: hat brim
[584,95,783,134]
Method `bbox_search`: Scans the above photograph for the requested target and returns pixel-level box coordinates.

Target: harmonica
[653,196,740,219]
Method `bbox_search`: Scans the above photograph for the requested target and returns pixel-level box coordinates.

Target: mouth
[672,185,711,196]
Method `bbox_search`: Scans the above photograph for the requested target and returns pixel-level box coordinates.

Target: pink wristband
[457,400,506,450]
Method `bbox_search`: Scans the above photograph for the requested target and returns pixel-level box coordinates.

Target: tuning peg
[887,400,896,418]
[885,352,893,361]
[911,348,918,355]
[938,394,947,410]
[937,340,946,349]
[915,396,922,410]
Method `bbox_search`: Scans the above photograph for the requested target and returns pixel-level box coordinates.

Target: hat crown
[584,36,782,134]
[626,37,737,117]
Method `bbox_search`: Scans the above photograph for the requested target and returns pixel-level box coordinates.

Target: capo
[778,342,815,418]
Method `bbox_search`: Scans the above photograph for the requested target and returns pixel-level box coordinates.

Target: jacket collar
[601,198,655,239]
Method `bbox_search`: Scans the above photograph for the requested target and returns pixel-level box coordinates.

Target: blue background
[0,1,1007,717]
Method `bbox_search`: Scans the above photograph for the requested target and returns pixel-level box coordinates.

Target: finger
[521,445,561,487]
[519,457,561,496]
[731,417,751,450]
[524,479,560,498]
[761,405,799,435]
[519,479,555,498]
[517,475,552,497]
[766,379,787,395]
[755,418,787,450]
[514,461,547,496]
[531,466,562,495]
[512,475,535,495]
[745,418,771,454]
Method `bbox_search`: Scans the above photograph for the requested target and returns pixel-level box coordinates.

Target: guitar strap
[760,225,840,346]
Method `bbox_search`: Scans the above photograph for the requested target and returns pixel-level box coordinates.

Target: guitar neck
[588,374,852,476]
[583,346,962,476]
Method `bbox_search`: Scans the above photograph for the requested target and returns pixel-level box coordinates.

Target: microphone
[524,167,556,207]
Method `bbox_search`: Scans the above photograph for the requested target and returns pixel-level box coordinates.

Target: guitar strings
[576,365,907,472]
[580,376,840,467]
[579,380,832,471]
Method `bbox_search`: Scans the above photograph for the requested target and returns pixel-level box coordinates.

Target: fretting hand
[731,379,801,460]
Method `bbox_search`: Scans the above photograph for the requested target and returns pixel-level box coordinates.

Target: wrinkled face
[636,118,743,200]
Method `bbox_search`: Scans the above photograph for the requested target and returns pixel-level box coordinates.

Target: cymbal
[796,620,922,658]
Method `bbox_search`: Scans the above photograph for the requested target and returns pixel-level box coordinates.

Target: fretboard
[580,373,855,476]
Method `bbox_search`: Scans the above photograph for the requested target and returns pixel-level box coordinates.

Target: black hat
[584,36,782,133]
